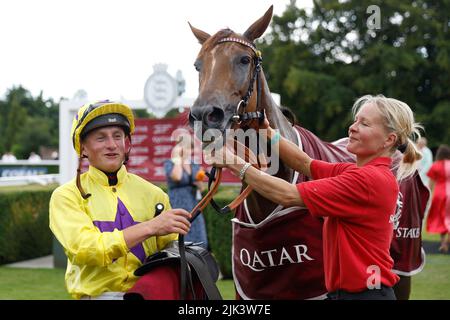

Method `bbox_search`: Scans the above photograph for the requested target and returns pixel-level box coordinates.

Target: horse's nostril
[206,106,224,125]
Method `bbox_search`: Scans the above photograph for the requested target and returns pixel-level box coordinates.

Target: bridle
[201,36,268,215]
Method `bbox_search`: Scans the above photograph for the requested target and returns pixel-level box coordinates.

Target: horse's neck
[261,86,297,143]
[244,75,298,223]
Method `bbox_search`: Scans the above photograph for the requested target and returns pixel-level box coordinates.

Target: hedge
[0,186,56,264]
[0,184,238,279]
[202,189,239,279]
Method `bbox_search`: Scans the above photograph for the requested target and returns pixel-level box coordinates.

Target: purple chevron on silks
[93,198,145,263]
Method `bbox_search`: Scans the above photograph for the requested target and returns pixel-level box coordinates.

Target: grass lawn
[0,251,448,300]
[0,267,236,300]
[0,183,58,193]
[410,254,450,300]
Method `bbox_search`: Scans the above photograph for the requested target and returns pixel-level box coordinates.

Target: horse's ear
[243,5,273,41]
[188,22,211,45]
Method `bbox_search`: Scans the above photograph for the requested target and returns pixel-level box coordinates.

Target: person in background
[28,151,42,163]
[416,137,433,186]
[51,150,59,160]
[1,151,17,162]
[164,133,209,249]
[49,100,191,299]
[426,144,450,253]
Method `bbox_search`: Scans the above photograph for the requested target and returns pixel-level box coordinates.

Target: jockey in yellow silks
[49,100,191,299]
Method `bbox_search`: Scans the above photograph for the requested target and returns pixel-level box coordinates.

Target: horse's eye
[240,56,251,65]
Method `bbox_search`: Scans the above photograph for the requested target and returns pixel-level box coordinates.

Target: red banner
[125,111,239,184]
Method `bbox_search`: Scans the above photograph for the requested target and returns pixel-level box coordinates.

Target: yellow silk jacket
[49,165,176,299]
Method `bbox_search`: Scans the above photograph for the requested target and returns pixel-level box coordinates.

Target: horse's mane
[279,106,297,126]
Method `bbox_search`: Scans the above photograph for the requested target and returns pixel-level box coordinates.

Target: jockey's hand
[150,208,191,235]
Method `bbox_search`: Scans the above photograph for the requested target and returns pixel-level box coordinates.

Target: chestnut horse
[188,6,428,300]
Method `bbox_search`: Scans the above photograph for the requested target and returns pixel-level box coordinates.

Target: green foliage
[0,86,59,157]
[202,187,240,279]
[260,0,450,147]
[134,109,155,118]
[0,188,55,264]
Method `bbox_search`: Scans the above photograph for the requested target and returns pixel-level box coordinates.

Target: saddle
[124,241,222,300]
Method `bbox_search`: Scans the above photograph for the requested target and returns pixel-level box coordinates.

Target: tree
[259,0,450,146]
[0,86,59,158]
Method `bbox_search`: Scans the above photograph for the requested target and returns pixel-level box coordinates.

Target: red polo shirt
[297,157,400,293]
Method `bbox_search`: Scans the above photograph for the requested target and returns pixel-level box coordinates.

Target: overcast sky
[0,0,312,103]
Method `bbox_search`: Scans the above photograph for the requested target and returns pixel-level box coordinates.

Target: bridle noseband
[217,37,265,126]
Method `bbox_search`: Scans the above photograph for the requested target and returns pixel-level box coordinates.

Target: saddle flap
[134,241,219,282]
[134,250,179,276]
[185,245,220,282]
[131,241,222,299]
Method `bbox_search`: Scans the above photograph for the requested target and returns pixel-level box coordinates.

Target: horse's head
[188,6,273,136]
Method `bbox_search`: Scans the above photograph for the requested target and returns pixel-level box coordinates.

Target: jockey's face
[347,103,396,163]
[81,126,127,172]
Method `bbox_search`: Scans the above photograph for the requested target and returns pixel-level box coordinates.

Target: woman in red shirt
[207,95,423,300]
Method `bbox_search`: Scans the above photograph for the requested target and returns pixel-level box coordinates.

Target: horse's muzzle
[189,105,225,130]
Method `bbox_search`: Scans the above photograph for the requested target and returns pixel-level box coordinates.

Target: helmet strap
[76,156,92,199]
[123,134,132,165]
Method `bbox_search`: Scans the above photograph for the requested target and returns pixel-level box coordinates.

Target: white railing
[0,174,60,187]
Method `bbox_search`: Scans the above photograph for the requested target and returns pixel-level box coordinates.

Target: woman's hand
[260,116,277,141]
[204,143,239,168]
[261,117,271,130]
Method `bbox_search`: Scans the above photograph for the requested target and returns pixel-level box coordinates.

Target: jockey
[49,100,191,299]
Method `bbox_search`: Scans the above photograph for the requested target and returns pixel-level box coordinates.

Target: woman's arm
[228,160,305,208]
[267,127,313,178]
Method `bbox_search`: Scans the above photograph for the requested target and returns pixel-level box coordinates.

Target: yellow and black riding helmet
[71,100,135,198]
